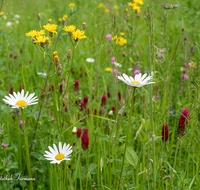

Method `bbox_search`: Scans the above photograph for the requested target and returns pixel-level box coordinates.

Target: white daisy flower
[86,58,95,63]
[118,73,155,88]
[6,22,13,27]
[14,14,20,19]
[44,142,72,164]
[3,89,38,109]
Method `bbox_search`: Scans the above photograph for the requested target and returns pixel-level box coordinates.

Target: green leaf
[125,146,138,168]
[144,136,162,149]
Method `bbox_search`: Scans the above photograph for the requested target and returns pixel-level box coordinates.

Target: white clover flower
[3,89,38,109]
[6,22,13,27]
[44,142,72,164]
[112,62,122,67]
[15,14,20,19]
[86,58,95,63]
[118,73,155,88]
[37,72,47,77]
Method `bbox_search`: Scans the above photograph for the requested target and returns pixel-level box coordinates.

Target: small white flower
[3,15,7,19]
[72,127,77,134]
[3,89,38,109]
[15,14,20,19]
[6,22,13,27]
[112,62,122,67]
[37,72,47,77]
[128,68,133,71]
[15,20,19,24]
[86,58,95,63]
[44,142,72,164]
[118,73,155,88]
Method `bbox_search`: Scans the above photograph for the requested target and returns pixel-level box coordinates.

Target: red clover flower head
[81,128,89,150]
[162,123,169,142]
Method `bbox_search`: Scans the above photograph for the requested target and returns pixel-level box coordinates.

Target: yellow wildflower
[114,5,119,9]
[43,23,57,37]
[112,35,118,41]
[0,12,4,16]
[34,35,50,43]
[132,3,141,12]
[128,2,135,7]
[69,3,75,7]
[105,68,112,72]
[63,25,76,36]
[72,29,86,41]
[63,14,68,19]
[48,18,52,24]
[116,37,127,46]
[26,30,45,37]
[104,9,110,13]
[125,8,128,13]
[120,32,125,36]
[134,0,144,5]
[98,4,104,8]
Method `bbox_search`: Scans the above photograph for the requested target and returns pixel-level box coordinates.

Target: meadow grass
[0,0,200,189]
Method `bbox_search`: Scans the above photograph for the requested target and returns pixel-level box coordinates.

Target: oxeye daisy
[118,73,155,88]
[44,142,72,164]
[3,89,38,109]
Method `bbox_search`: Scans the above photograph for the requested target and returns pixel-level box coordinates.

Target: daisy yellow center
[16,100,27,107]
[131,81,140,84]
[55,153,64,160]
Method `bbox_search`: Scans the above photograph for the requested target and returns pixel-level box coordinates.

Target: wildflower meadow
[0,0,200,189]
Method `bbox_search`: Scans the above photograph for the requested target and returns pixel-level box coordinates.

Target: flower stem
[119,88,135,189]
[22,109,33,190]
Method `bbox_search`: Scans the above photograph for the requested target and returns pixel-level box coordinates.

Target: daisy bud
[83,96,88,106]
[62,18,66,25]
[108,110,113,117]
[1,143,9,148]
[76,127,82,138]
[162,124,169,142]
[74,80,79,92]
[57,64,62,75]
[67,49,72,59]
[48,18,52,24]
[19,84,24,92]
[53,51,58,57]
[9,86,14,95]
[177,108,190,137]
[94,108,97,115]
[101,94,107,107]
[82,22,86,30]
[72,127,77,134]
[37,13,42,20]
[81,128,89,150]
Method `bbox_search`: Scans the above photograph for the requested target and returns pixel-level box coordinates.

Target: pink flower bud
[101,94,107,107]
[81,128,89,150]
[76,127,82,138]
[83,96,88,106]
[74,80,79,92]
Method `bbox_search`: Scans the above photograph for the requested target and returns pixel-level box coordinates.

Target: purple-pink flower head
[177,108,190,137]
[111,56,116,63]
[1,143,9,148]
[81,128,89,150]
[162,124,169,142]
[134,69,140,75]
[76,127,82,138]
[106,34,112,42]
[113,69,120,76]
[182,74,189,80]
[101,94,107,107]
[74,80,79,92]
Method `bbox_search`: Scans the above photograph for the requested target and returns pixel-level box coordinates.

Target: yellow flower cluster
[26,29,50,47]
[112,34,127,46]
[43,23,57,37]
[128,0,144,13]
[69,3,75,7]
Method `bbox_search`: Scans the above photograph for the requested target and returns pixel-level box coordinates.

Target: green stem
[109,118,112,187]
[119,88,136,189]
[22,109,33,190]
